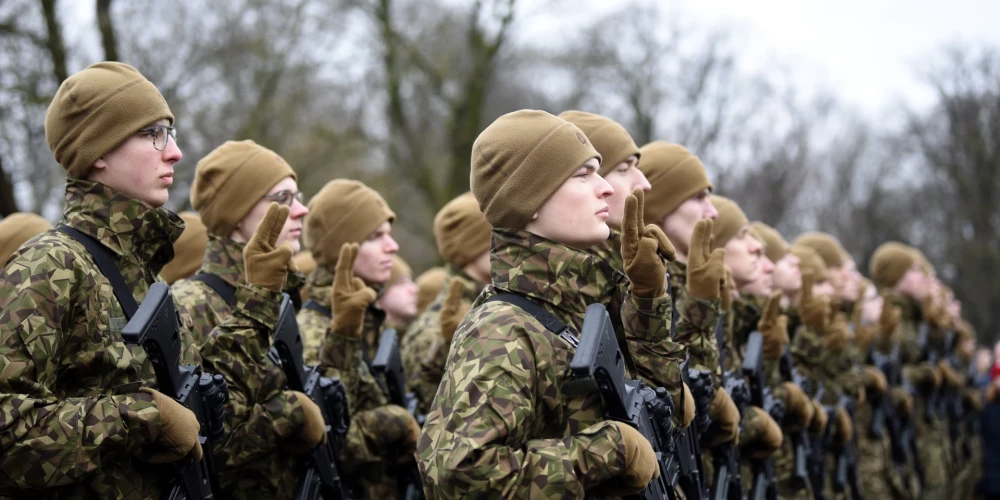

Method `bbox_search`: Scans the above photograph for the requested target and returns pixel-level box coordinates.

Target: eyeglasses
[138,125,177,151]
[263,190,304,207]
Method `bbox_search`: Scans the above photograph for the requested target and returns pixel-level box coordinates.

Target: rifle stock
[742,331,782,500]
[707,313,745,500]
[778,346,811,486]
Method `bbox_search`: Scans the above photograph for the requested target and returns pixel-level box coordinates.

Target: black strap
[303,299,332,318]
[485,292,579,348]
[192,273,236,306]
[57,225,139,320]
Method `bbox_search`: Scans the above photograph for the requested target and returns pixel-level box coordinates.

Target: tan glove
[706,388,741,446]
[284,391,328,454]
[879,292,901,336]
[368,404,421,461]
[680,382,695,429]
[861,365,888,396]
[808,400,828,437]
[799,272,829,333]
[329,244,378,337]
[243,203,294,292]
[609,421,660,495]
[833,406,853,445]
[740,405,783,459]
[621,189,676,298]
[721,269,735,313]
[905,364,941,391]
[440,279,472,343]
[891,387,914,418]
[851,282,867,332]
[824,316,850,350]
[938,360,963,389]
[963,388,984,412]
[758,291,789,361]
[779,382,814,432]
[139,388,203,464]
[686,218,726,301]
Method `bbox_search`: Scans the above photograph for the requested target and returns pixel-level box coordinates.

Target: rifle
[742,331,784,500]
[677,367,712,500]
[806,385,829,500]
[868,344,909,471]
[271,293,352,500]
[569,303,679,500]
[708,312,747,500]
[372,329,425,500]
[832,395,864,500]
[917,323,940,421]
[121,282,227,500]
[778,346,811,488]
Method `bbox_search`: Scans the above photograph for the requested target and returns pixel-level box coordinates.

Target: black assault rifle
[707,312,747,500]
[568,303,679,500]
[372,329,425,500]
[121,282,228,500]
[743,331,784,500]
[778,346,811,488]
[272,293,352,500]
[868,344,910,475]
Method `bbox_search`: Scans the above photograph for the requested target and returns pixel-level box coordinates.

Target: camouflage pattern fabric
[0,178,193,498]
[400,267,480,414]
[418,229,688,498]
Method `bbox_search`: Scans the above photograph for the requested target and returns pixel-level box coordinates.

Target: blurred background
[1,0,998,342]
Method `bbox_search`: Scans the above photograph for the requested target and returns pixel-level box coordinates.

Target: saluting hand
[620,188,675,298]
[330,243,378,338]
[243,203,294,292]
[686,218,726,302]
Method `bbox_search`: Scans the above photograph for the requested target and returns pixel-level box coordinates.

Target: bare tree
[96,0,118,61]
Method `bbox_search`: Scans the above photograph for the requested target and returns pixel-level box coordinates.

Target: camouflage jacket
[0,178,196,498]
[417,229,685,499]
[400,267,481,415]
[172,235,308,498]
[667,261,722,383]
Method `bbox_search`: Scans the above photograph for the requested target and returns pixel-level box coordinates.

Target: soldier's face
[602,155,650,230]
[466,250,491,285]
[354,221,399,285]
[89,119,181,207]
[835,260,863,303]
[895,266,925,300]
[662,190,717,258]
[724,227,763,288]
[236,177,308,253]
[812,280,835,299]
[378,274,419,322]
[741,253,774,297]
[773,253,802,294]
[525,158,613,249]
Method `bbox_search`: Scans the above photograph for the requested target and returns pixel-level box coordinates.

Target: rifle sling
[485,292,578,347]
[57,225,139,320]
[192,273,236,306]
[303,299,332,317]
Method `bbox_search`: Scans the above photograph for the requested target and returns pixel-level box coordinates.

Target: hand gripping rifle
[868,344,909,474]
[271,293,352,500]
[832,395,864,500]
[372,329,425,500]
[568,303,679,500]
[743,331,784,500]
[706,312,747,500]
[121,282,228,500]
[778,345,811,488]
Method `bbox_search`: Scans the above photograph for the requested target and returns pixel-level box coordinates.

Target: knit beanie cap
[750,222,790,263]
[305,179,395,268]
[191,140,297,237]
[434,192,491,269]
[558,111,639,176]
[470,110,601,229]
[293,251,317,277]
[637,141,713,224]
[790,245,828,282]
[160,212,208,284]
[793,232,846,269]
[870,242,917,289]
[415,266,448,315]
[45,62,174,178]
[0,213,53,265]
[709,195,749,252]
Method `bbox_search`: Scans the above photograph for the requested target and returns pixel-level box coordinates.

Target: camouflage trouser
[913,400,949,500]
[774,438,811,499]
[857,430,894,498]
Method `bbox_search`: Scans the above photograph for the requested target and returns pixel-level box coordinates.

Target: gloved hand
[807,399,828,437]
[758,291,789,361]
[963,388,984,413]
[440,278,473,342]
[905,364,941,393]
[799,272,829,333]
[607,421,660,495]
[680,382,695,428]
[739,405,783,459]
[284,391,328,454]
[778,382,813,432]
[833,406,854,445]
[686,218,726,301]
[721,269,735,313]
[824,316,850,350]
[861,365,888,396]
[330,243,378,337]
[621,189,676,298]
[879,292,901,336]
[706,388,741,446]
[138,388,203,464]
[891,387,914,418]
[368,404,421,461]
[243,203,294,292]
[937,360,964,389]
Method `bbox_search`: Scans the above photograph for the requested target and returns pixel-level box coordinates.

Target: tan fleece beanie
[637,141,713,225]
[750,222,790,264]
[0,213,53,264]
[790,245,828,282]
[45,62,174,178]
[709,195,749,252]
[558,111,639,176]
[434,192,491,268]
[793,232,846,269]
[912,247,935,276]
[415,266,448,315]
[388,255,413,287]
[191,140,297,237]
[160,212,208,284]
[293,251,317,277]
[471,110,601,229]
[305,179,396,268]
[870,242,917,289]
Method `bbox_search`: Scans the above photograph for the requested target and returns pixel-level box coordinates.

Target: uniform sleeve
[0,250,159,490]
[401,311,448,415]
[621,291,689,413]
[198,282,307,468]
[673,291,723,384]
[417,312,625,499]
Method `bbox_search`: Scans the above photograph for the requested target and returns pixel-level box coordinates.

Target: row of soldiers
[0,61,987,499]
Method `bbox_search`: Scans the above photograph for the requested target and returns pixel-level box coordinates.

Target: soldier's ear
[92,157,108,171]
[530,213,538,221]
